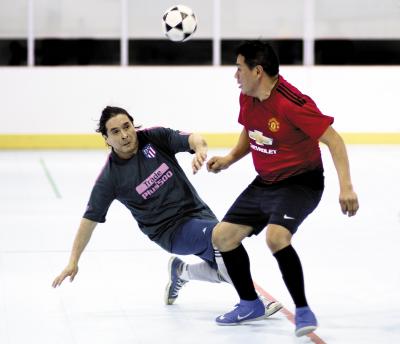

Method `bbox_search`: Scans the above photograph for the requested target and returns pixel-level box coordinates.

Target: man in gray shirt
[52,106,281,319]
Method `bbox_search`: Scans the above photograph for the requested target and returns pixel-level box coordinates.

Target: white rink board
[1,66,400,134]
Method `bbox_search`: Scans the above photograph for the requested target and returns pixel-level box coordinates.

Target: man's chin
[123,143,138,154]
[123,146,134,153]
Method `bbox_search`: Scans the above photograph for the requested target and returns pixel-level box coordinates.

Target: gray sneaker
[164,256,188,305]
[264,300,283,317]
[258,294,283,317]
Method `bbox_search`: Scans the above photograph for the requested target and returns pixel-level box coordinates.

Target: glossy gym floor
[0,145,399,343]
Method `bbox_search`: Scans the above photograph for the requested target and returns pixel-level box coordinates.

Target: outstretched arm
[52,218,98,287]
[207,128,250,173]
[319,126,359,216]
[189,133,208,174]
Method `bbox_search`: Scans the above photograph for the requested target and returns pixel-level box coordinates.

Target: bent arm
[189,132,208,174]
[319,126,359,216]
[226,128,251,164]
[207,128,250,173]
[52,218,98,287]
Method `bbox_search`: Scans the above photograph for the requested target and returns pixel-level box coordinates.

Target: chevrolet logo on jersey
[249,130,273,146]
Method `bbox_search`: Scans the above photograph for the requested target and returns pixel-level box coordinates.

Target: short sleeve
[286,96,334,140]
[83,166,115,223]
[142,127,192,155]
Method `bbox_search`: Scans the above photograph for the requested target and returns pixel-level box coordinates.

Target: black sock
[220,244,258,301]
[273,245,308,308]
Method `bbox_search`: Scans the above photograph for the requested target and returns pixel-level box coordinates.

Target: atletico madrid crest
[142,144,157,158]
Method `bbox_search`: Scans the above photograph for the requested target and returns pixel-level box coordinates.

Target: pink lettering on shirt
[136,163,173,199]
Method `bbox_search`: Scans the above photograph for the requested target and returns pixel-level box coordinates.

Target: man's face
[234,54,259,97]
[104,114,138,159]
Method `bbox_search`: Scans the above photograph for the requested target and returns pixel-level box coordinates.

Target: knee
[266,235,282,253]
[211,223,250,252]
[212,228,239,251]
[266,227,291,253]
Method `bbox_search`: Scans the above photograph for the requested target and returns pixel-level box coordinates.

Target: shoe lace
[172,278,187,297]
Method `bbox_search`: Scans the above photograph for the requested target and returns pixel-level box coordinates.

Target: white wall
[1,0,400,39]
[1,66,399,134]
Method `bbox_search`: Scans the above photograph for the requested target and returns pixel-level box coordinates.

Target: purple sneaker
[295,306,318,337]
[216,299,266,325]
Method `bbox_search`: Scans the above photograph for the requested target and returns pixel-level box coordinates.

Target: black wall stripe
[1,39,399,66]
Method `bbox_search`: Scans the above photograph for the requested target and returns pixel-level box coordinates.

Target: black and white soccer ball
[162,5,197,42]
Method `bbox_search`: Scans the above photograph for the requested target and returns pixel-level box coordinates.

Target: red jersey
[238,75,334,182]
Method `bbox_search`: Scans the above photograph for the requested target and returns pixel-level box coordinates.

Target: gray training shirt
[83,127,217,251]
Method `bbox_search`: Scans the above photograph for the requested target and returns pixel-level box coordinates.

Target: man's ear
[255,65,264,77]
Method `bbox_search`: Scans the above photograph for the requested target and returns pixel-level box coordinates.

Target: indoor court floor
[0,145,399,344]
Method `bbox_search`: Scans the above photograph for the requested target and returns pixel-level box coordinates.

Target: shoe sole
[216,314,268,326]
[164,256,176,305]
[295,325,318,337]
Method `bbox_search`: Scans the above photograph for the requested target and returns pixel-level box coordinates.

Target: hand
[52,263,79,288]
[339,189,359,217]
[206,156,230,173]
[192,149,207,174]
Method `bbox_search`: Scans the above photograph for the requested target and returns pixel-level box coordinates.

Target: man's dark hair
[96,106,134,136]
[235,40,280,77]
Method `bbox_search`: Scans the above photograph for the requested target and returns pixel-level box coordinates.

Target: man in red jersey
[207,41,359,336]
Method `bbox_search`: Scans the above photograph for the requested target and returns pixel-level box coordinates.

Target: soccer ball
[162,5,197,42]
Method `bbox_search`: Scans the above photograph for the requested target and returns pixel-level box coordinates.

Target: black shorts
[222,169,324,235]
